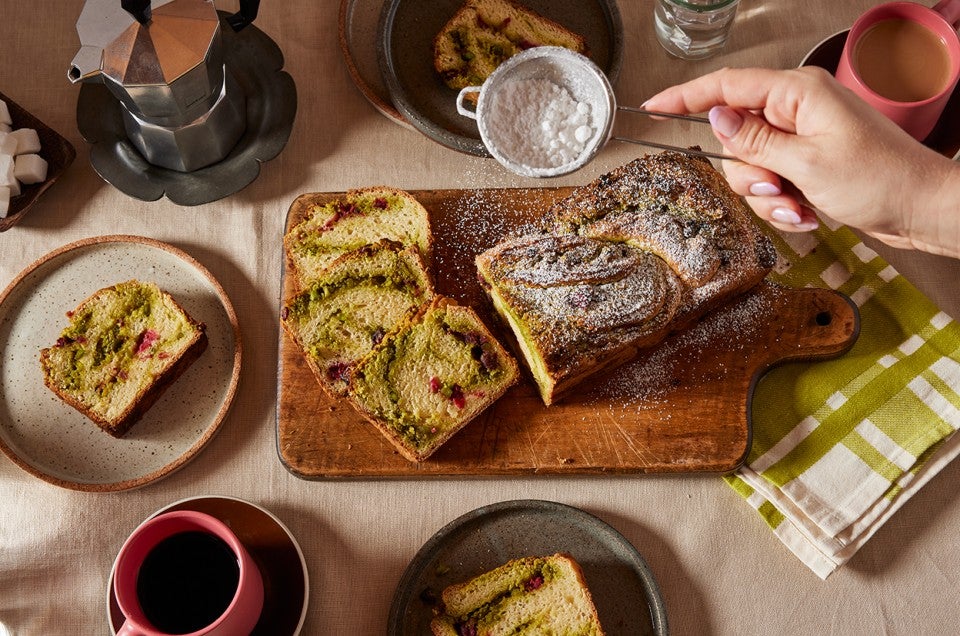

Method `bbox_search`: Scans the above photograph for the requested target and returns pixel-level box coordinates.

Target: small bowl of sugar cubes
[0,91,75,231]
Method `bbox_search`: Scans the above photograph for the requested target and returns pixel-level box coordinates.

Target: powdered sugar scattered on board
[587,284,783,410]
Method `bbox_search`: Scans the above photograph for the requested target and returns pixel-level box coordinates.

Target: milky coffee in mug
[853,18,952,102]
[835,1,960,141]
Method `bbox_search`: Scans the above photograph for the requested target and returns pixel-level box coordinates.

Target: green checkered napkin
[727,218,960,579]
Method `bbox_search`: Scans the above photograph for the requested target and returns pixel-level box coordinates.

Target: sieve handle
[456,87,482,119]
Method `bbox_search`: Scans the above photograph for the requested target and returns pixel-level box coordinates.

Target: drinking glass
[654,0,741,60]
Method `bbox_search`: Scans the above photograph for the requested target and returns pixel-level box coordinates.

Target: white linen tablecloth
[2,1,960,634]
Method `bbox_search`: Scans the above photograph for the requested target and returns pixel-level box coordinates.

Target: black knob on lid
[121,0,152,25]
[226,0,260,31]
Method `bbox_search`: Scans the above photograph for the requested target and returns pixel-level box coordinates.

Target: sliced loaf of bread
[477,152,777,405]
[284,187,433,288]
[430,553,605,636]
[281,240,435,397]
[348,296,519,462]
[40,280,207,437]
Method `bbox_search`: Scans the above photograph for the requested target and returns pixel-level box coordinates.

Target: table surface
[2,1,960,634]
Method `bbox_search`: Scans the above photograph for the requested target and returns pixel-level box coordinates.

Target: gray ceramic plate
[388,499,668,635]
[378,0,624,156]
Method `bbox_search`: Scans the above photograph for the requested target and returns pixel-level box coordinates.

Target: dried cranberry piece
[525,575,544,591]
[371,327,386,345]
[457,619,478,636]
[450,384,466,409]
[373,197,388,209]
[327,362,350,383]
[429,376,442,393]
[135,329,159,356]
[479,350,499,372]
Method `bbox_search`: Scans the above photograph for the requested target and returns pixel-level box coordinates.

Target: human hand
[643,67,960,256]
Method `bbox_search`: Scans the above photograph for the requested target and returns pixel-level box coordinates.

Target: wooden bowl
[0,90,76,232]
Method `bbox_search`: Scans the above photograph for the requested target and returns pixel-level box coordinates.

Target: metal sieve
[456,47,733,178]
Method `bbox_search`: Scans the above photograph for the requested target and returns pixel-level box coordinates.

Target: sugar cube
[0,132,15,156]
[0,154,14,186]
[0,99,10,126]
[0,123,10,134]
[0,186,10,218]
[7,178,20,197]
[9,128,40,155]
[14,154,47,184]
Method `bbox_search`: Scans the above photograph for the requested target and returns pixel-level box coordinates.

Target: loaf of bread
[430,553,605,636]
[477,152,777,405]
[433,0,588,97]
[348,296,519,462]
[40,280,207,437]
[281,240,435,397]
[283,187,433,288]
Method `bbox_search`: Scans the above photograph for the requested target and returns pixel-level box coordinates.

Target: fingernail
[708,106,743,137]
[771,207,803,225]
[750,182,781,196]
[794,219,819,231]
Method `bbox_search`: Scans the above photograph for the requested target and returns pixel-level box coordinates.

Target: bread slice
[347,296,519,462]
[40,280,207,438]
[283,187,433,288]
[477,152,776,405]
[430,553,605,636]
[433,0,588,98]
[281,240,435,397]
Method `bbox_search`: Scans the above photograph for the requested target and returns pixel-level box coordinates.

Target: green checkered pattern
[726,220,960,578]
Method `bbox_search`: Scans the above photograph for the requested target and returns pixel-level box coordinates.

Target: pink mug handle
[934,0,960,26]
[116,622,144,636]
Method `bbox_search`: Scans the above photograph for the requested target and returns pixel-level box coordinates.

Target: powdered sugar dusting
[587,285,783,409]
[487,78,596,170]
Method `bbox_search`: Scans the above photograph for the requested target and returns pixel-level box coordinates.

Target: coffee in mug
[114,510,264,636]
[835,1,960,141]
[853,18,952,102]
[136,531,241,634]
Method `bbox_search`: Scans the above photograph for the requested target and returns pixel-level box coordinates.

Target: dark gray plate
[76,12,297,206]
[378,0,624,156]
[388,499,668,635]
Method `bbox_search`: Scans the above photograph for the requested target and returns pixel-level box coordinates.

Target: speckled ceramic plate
[388,499,669,635]
[378,0,624,156]
[800,30,960,160]
[107,496,309,635]
[0,236,241,492]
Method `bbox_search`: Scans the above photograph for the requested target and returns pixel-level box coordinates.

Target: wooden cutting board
[277,188,859,477]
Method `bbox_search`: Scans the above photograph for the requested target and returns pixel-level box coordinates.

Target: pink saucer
[107,496,308,635]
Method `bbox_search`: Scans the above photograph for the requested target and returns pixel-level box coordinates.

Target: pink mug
[835,0,960,140]
[114,510,264,636]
